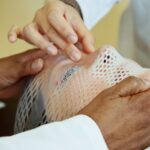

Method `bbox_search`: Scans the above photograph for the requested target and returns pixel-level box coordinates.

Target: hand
[8,0,95,62]
[79,77,150,150]
[0,49,46,99]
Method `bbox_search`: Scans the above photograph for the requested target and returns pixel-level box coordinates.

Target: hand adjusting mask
[14,46,150,133]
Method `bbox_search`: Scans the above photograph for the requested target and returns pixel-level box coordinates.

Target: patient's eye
[61,66,80,84]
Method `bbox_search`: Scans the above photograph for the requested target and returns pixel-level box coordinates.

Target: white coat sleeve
[76,0,122,29]
[0,115,108,150]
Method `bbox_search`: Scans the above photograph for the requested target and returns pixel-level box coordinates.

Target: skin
[79,77,150,150]
[0,49,46,99]
[8,0,95,62]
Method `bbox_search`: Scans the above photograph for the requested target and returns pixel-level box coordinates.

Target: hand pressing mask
[14,45,150,133]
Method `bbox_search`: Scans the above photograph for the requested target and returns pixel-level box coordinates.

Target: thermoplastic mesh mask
[14,46,150,133]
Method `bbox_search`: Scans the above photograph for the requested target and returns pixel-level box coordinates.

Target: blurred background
[0,0,129,136]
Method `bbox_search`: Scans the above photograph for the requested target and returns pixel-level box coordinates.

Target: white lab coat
[77,0,120,29]
[0,115,108,150]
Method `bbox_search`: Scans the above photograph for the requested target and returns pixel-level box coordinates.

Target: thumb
[113,76,150,97]
[21,58,44,76]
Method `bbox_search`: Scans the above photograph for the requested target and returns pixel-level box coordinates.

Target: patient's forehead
[41,50,99,87]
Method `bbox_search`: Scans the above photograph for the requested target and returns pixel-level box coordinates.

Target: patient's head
[14,46,150,133]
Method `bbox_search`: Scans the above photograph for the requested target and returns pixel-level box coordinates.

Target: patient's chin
[14,45,150,134]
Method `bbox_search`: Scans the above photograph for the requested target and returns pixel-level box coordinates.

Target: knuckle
[64,44,73,52]
[61,26,69,34]
[62,44,74,54]
[127,76,139,86]
[47,28,56,36]
[46,30,57,41]
[48,10,58,22]
[23,24,32,34]
[35,39,46,50]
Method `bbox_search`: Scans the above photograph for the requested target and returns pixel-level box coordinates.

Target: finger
[16,49,46,63]
[23,23,58,55]
[20,58,44,77]
[0,80,25,99]
[8,25,23,43]
[36,16,82,61]
[10,58,44,80]
[72,19,95,53]
[13,49,46,77]
[82,36,95,53]
[112,76,150,97]
[48,12,78,44]
[45,27,82,61]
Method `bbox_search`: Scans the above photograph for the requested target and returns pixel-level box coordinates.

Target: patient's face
[14,46,150,133]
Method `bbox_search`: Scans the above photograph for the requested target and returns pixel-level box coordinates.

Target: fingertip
[83,38,95,53]
[67,34,78,44]
[47,44,58,56]
[31,58,44,73]
[69,49,82,62]
[9,35,17,43]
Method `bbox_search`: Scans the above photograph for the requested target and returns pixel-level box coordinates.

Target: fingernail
[47,45,58,55]
[70,50,81,61]
[32,59,43,70]
[68,35,78,44]
[9,36,16,43]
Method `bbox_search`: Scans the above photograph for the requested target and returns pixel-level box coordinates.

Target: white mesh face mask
[14,46,150,133]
